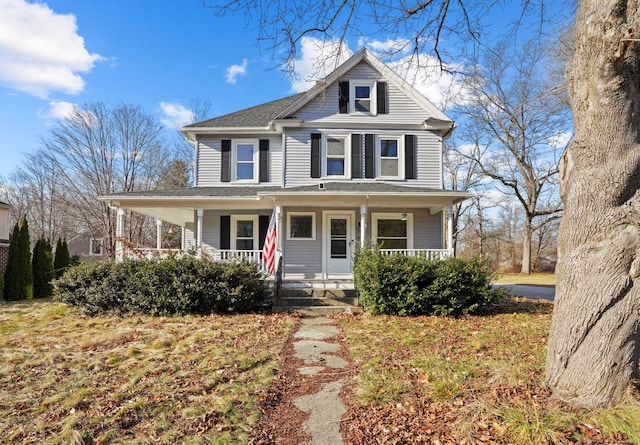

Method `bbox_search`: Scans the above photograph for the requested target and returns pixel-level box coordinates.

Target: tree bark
[546,0,640,408]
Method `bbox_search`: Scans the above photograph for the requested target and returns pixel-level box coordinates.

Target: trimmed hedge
[353,249,506,316]
[53,256,272,316]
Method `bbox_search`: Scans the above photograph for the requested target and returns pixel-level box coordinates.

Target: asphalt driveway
[495,284,555,301]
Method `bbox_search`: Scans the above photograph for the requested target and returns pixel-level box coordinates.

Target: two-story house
[101,48,469,285]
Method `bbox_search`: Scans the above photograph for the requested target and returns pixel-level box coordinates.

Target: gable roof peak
[275,47,452,123]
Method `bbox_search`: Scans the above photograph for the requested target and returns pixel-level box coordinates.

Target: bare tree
[442,138,484,255]
[42,103,169,257]
[9,151,67,242]
[460,40,567,274]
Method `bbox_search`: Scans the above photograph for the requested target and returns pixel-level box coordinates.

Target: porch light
[401,212,408,221]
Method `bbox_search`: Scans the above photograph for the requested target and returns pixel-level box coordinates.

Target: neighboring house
[0,201,9,275]
[67,232,107,263]
[100,48,470,285]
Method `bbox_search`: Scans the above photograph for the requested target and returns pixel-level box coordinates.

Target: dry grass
[338,297,640,444]
[494,273,556,286]
[0,299,297,444]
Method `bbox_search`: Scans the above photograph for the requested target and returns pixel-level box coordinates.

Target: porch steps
[273,286,361,315]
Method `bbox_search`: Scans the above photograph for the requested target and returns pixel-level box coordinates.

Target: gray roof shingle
[184,94,304,128]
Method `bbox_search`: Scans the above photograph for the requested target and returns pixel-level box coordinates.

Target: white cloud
[286,37,467,109]
[225,59,248,85]
[159,102,194,129]
[387,53,469,110]
[37,100,77,120]
[548,130,572,150]
[289,37,353,93]
[357,37,411,55]
[0,0,104,98]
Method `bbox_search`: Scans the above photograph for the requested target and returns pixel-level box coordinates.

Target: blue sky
[0,0,574,180]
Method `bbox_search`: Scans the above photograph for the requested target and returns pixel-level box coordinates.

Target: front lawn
[338,298,640,444]
[0,299,297,444]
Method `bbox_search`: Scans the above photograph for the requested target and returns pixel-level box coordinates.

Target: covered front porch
[100,183,470,285]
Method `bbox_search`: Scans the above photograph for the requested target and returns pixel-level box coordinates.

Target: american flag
[262,208,277,275]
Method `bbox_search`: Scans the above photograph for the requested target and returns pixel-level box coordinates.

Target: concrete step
[273,287,360,314]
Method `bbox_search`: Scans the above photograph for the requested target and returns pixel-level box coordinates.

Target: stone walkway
[291,317,348,445]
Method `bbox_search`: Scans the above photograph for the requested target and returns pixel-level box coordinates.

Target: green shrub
[354,248,505,316]
[32,238,54,299]
[53,256,272,316]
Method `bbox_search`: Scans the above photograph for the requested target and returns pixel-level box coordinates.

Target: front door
[324,212,354,277]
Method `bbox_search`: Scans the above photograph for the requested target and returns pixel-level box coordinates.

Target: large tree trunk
[546,0,640,408]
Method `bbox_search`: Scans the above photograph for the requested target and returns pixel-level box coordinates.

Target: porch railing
[124,247,452,272]
[379,248,453,261]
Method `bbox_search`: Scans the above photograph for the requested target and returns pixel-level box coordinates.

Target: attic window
[351,81,376,115]
[354,85,371,112]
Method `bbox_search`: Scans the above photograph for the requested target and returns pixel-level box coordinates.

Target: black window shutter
[339,81,349,113]
[220,215,230,249]
[405,134,416,179]
[259,215,269,249]
[377,81,387,114]
[365,134,375,178]
[221,139,231,182]
[351,134,362,178]
[259,139,269,182]
[311,133,321,178]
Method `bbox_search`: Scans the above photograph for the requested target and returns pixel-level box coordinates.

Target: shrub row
[353,249,506,316]
[53,256,272,316]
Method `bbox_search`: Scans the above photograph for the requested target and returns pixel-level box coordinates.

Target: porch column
[115,208,125,263]
[156,219,162,250]
[446,207,454,256]
[196,209,204,250]
[360,204,367,246]
[275,203,282,269]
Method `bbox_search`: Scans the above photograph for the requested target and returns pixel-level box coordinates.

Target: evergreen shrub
[353,248,506,316]
[32,238,54,299]
[53,256,272,316]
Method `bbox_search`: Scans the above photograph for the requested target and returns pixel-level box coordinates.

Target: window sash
[232,140,258,182]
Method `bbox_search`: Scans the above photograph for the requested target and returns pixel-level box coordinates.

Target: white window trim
[376,134,405,180]
[230,215,259,250]
[322,133,350,179]
[350,80,377,116]
[287,212,316,240]
[89,238,104,256]
[371,213,413,249]
[232,139,259,183]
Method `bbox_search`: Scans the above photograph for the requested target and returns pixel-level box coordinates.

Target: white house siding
[413,209,444,249]
[0,207,9,240]
[283,129,317,187]
[367,207,443,249]
[415,132,443,189]
[183,223,196,249]
[283,128,442,188]
[195,135,283,187]
[282,208,323,279]
[294,61,436,126]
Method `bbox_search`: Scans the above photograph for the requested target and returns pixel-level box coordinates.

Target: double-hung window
[377,135,403,179]
[324,135,349,178]
[231,215,258,250]
[350,80,376,115]
[325,136,347,177]
[233,140,258,182]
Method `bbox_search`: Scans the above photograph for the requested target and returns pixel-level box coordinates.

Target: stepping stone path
[292,317,348,445]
